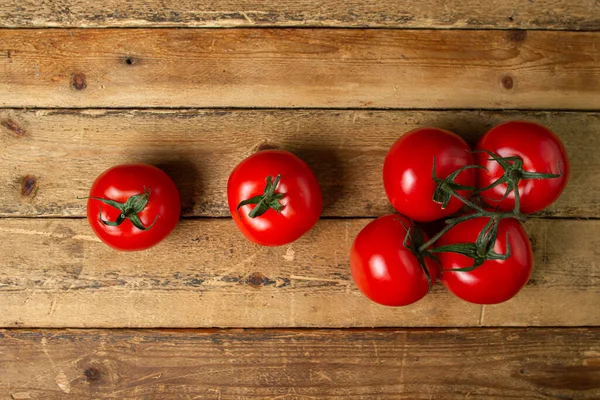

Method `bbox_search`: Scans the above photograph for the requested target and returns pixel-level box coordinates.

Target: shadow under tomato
[421,112,498,147]
[292,146,345,217]
[151,158,202,218]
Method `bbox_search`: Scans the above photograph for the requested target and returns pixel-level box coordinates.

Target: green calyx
[397,219,436,292]
[81,187,159,230]
[407,147,557,275]
[237,175,285,219]
[430,216,511,271]
[431,156,484,210]
[475,149,563,214]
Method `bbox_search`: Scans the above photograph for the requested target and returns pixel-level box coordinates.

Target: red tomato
[476,121,570,214]
[436,217,533,305]
[350,214,439,306]
[86,164,181,251]
[228,150,322,246]
[383,128,475,222]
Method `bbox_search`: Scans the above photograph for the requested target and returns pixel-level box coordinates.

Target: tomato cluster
[351,121,569,306]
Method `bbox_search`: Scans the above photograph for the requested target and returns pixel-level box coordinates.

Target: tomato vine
[411,150,563,287]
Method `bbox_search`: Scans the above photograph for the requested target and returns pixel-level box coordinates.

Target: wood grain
[1,328,598,399]
[0,0,598,29]
[0,2,596,397]
[0,218,597,328]
[0,29,599,109]
[1,109,596,218]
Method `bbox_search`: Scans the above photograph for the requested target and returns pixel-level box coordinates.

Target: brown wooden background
[1,1,599,398]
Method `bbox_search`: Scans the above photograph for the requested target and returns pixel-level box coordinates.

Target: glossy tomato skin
[87,164,181,251]
[476,121,570,213]
[350,214,439,306]
[383,128,475,222]
[437,217,533,305]
[228,150,322,246]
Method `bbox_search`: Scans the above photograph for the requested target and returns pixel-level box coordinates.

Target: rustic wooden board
[1,328,598,399]
[1,0,598,30]
[0,218,597,328]
[1,29,599,109]
[1,109,596,218]
[0,1,597,398]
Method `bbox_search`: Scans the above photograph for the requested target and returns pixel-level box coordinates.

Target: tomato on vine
[434,216,533,305]
[228,149,322,246]
[383,127,476,222]
[351,120,570,307]
[476,121,569,214]
[350,214,438,306]
[84,164,181,251]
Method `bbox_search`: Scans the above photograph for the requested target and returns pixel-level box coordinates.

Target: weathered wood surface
[0,328,598,399]
[0,0,598,397]
[1,29,599,109]
[1,109,596,218]
[1,0,598,30]
[0,218,597,328]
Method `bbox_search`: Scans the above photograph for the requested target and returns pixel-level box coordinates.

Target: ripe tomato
[383,127,475,222]
[436,217,533,305]
[228,150,322,246]
[476,121,570,214]
[85,164,181,251]
[350,214,439,306]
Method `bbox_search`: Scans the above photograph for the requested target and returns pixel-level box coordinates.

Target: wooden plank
[1,109,596,218]
[0,0,598,30]
[0,218,597,328]
[0,328,598,399]
[0,29,598,109]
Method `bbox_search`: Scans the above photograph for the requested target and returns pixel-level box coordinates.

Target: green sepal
[130,213,160,231]
[397,218,435,292]
[123,187,151,214]
[237,175,285,219]
[83,196,125,211]
[431,157,484,209]
[237,195,264,210]
[99,206,126,227]
[474,149,563,200]
[430,218,511,271]
[83,187,160,231]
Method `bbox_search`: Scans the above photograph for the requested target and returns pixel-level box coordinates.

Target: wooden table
[0,1,599,398]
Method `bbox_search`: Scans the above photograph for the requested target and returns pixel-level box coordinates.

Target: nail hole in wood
[501,76,514,90]
[84,367,102,381]
[124,57,136,65]
[71,72,87,91]
[20,175,38,197]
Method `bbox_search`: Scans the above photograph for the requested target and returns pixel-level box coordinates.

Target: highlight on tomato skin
[476,120,570,214]
[383,127,476,223]
[227,149,323,247]
[85,164,181,251]
[350,214,439,307]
